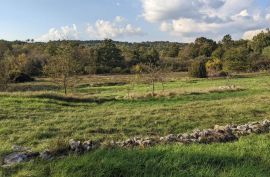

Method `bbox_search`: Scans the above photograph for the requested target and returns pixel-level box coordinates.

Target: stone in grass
[39,151,53,160]
[262,120,270,127]
[69,139,100,152]
[3,152,39,166]
[160,134,177,143]
[139,137,158,147]
[69,139,82,152]
[82,140,100,151]
[164,134,177,142]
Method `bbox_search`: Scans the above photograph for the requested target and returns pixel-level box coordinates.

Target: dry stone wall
[2,120,270,166]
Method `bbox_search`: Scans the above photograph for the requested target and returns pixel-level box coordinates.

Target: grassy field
[1,72,270,176]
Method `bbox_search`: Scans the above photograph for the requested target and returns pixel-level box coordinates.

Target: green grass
[2,134,270,177]
[1,73,270,176]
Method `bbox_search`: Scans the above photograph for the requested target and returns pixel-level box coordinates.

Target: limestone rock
[4,152,39,166]
[40,151,53,160]
[69,139,82,152]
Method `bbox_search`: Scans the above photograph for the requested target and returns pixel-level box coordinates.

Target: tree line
[1,29,270,91]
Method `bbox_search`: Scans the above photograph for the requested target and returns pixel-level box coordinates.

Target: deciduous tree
[44,43,78,95]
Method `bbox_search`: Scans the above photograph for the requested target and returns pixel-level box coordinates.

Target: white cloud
[242,28,268,40]
[36,24,79,42]
[35,16,144,41]
[160,22,172,32]
[115,16,126,23]
[266,14,270,20]
[86,18,145,39]
[238,9,249,17]
[164,18,220,34]
[140,0,270,41]
[140,0,230,23]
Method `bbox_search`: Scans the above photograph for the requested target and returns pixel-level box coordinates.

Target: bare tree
[135,62,169,97]
[125,74,137,98]
[43,43,78,95]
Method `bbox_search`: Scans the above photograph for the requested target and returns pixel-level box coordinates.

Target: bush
[188,60,207,78]
[160,57,192,72]
[111,67,123,74]
[262,46,270,58]
[248,53,270,71]
[10,72,34,83]
[206,58,223,77]
[24,58,45,76]
[223,47,249,72]
[251,58,270,71]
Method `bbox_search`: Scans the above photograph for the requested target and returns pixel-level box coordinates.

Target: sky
[0,0,270,42]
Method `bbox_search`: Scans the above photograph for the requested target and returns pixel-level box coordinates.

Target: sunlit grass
[1,72,270,176]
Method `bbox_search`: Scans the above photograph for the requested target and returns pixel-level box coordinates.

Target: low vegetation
[1,72,270,176]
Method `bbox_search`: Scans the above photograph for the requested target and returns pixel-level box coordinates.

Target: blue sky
[0,0,270,42]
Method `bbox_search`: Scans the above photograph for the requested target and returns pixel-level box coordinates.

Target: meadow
[1,72,270,177]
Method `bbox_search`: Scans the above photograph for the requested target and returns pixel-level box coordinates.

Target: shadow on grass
[75,82,127,89]
[230,72,269,79]
[7,84,61,92]
[33,93,117,104]
[49,148,270,177]
[28,89,250,106]
[119,89,250,105]
[2,146,269,177]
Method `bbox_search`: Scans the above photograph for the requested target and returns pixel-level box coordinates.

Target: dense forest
[0,29,270,85]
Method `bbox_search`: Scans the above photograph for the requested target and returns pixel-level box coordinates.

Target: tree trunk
[63,76,67,95]
[152,80,155,97]
[3,80,8,91]
[127,86,130,98]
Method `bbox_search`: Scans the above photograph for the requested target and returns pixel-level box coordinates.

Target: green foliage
[221,34,233,48]
[140,47,160,64]
[0,58,11,90]
[0,40,11,60]
[189,59,207,78]
[223,47,249,72]
[44,43,79,95]
[96,39,125,73]
[0,53,35,87]
[262,46,270,58]
[45,42,58,56]
[122,49,140,67]
[161,43,180,57]
[0,30,270,76]
[194,37,217,57]
[206,58,223,76]
[251,30,270,52]
[24,57,45,76]
[248,53,270,71]
[178,37,217,61]
[211,47,224,59]
[77,46,98,74]
[178,44,197,60]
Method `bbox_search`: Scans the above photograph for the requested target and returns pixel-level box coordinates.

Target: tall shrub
[189,60,207,78]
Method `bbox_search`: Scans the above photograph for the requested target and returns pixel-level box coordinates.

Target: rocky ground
[2,119,270,167]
